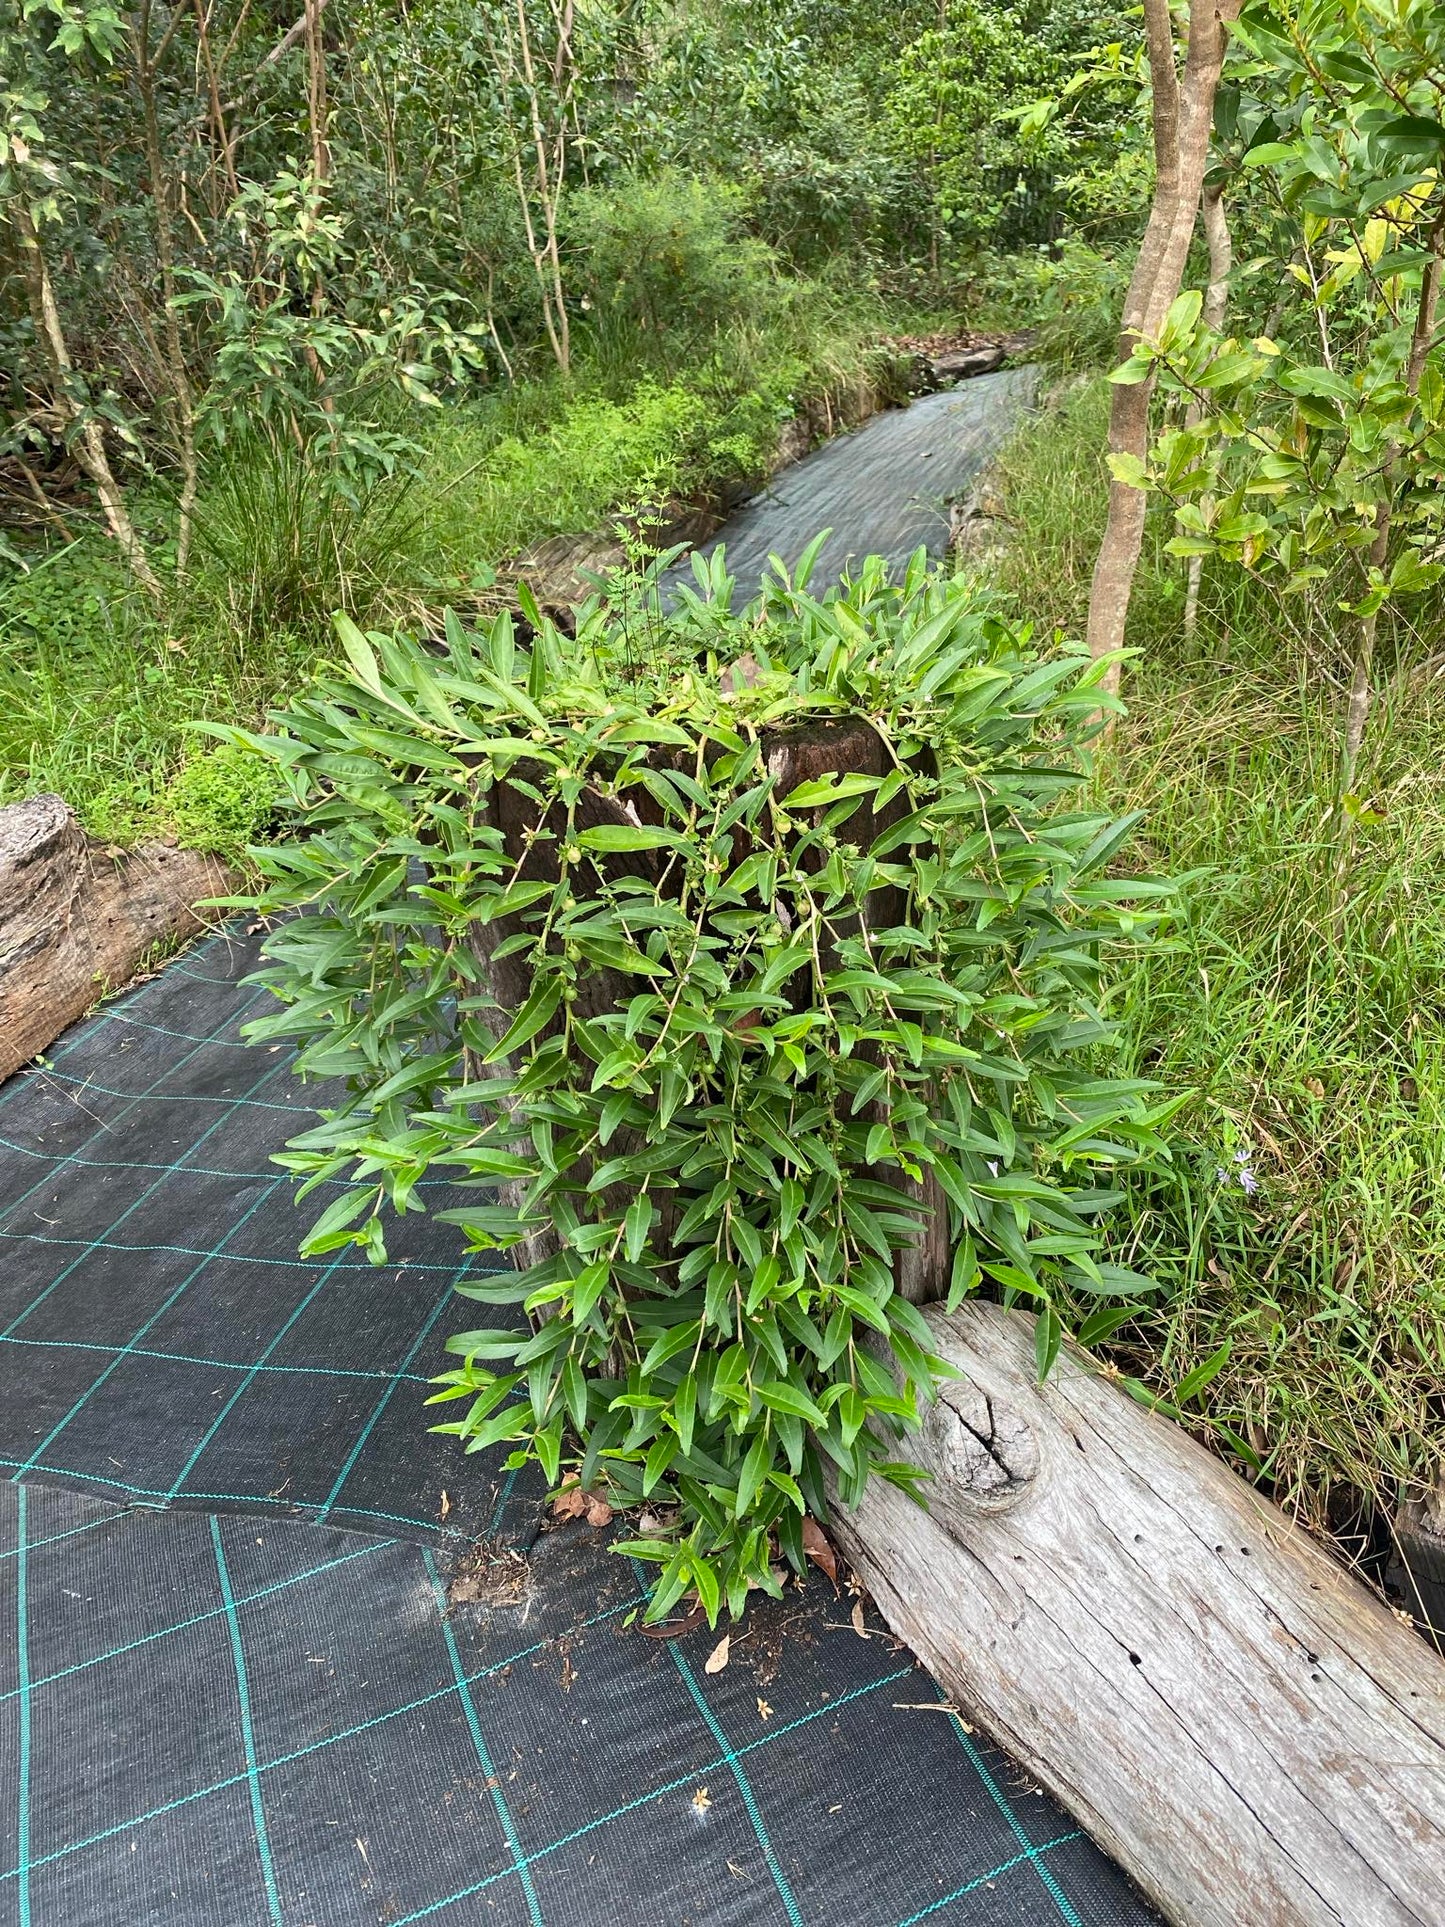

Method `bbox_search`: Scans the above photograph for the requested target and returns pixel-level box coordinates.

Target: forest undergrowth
[0,281,920,852]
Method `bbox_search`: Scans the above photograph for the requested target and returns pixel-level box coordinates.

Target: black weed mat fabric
[660,370,1036,603]
[0,926,535,1551]
[0,930,1160,1926]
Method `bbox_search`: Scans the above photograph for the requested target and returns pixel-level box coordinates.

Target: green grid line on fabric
[316,1277,463,1525]
[14,1486,33,1927]
[160,1242,366,1502]
[0,1040,293,1338]
[374,1667,973,1927]
[0,1334,433,1385]
[423,1549,545,1927]
[210,1516,285,1926]
[0,1137,455,1194]
[0,1509,113,1563]
[892,1834,1087,1927]
[166,950,272,986]
[1,1463,473,1542]
[1,1070,316,1114]
[939,1688,1084,1926]
[0,1537,390,1705]
[13,1166,295,1476]
[631,1551,804,1927]
[0,1233,460,1272]
[53,1015,260,1054]
[669,1639,805,1926]
[0,1587,656,1884]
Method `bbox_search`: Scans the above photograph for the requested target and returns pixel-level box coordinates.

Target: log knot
[922,1375,1040,1523]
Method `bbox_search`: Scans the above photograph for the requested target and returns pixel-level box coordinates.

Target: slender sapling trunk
[1086,0,1242,698]
[1183,180,1232,642]
[13,202,164,603]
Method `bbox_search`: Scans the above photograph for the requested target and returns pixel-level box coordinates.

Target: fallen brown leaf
[801,1515,839,1590]
[551,1482,587,1520]
[438,1489,452,1520]
[850,1600,867,1638]
[584,1494,613,1528]
[704,1633,731,1674]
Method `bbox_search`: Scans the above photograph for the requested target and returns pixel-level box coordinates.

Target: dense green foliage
[226,558,1171,1614]
[2,0,1118,843]
[0,292,906,846]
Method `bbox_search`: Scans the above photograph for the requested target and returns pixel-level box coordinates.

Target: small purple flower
[1232,1146,1259,1197]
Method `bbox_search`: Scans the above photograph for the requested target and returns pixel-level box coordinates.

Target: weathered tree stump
[829,1300,1445,1927]
[468,716,914,1275]
[0,793,231,1080]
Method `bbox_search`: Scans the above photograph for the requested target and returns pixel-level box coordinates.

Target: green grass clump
[995,380,1445,1539]
[0,541,312,846]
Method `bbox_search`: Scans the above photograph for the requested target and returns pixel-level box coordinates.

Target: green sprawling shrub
[224,548,1175,1621]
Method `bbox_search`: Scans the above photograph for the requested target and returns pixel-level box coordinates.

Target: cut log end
[922,1374,1040,1520]
[0,794,233,1082]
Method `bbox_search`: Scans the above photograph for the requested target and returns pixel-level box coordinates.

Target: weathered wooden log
[0,793,231,1079]
[829,1299,1445,1927]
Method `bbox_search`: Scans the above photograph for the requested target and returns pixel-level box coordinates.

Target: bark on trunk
[1085,0,1241,697]
[134,0,200,575]
[1183,180,1232,642]
[0,795,231,1081]
[13,206,164,603]
[829,1299,1445,1927]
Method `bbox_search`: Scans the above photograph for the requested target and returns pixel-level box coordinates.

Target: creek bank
[498,331,1034,620]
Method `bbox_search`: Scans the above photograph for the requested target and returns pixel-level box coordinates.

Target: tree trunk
[134,0,200,575]
[0,795,231,1081]
[1086,0,1241,698]
[12,205,164,604]
[829,1299,1445,1927]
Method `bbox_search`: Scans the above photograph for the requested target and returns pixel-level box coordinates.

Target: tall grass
[995,380,1445,1550]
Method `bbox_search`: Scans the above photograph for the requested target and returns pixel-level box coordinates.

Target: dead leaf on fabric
[705,1634,731,1674]
[800,1515,838,1589]
[551,1481,588,1520]
[584,1494,613,1528]
[438,1489,452,1520]
[850,1600,868,1638]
